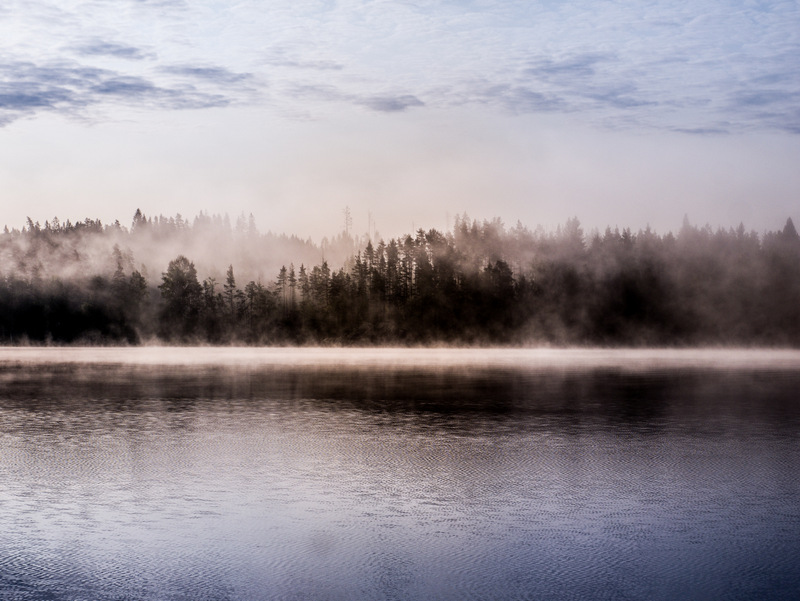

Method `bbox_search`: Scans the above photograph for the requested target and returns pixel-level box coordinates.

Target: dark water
[1,350,800,600]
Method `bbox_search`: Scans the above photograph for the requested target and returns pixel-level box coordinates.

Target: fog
[0,210,358,285]
[1,211,799,346]
[3,347,800,372]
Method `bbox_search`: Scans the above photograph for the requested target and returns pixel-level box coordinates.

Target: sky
[1,0,799,241]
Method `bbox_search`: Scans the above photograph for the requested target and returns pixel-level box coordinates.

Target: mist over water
[2,348,799,600]
[4,346,800,370]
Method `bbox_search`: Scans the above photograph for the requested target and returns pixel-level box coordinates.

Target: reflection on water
[1,349,800,600]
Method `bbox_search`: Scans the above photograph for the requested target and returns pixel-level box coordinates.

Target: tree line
[1,212,799,345]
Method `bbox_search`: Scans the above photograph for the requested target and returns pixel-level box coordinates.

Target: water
[1,348,800,600]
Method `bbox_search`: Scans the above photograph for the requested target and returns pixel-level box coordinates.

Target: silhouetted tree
[159,255,202,340]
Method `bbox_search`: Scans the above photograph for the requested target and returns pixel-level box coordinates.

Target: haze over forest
[1,210,799,346]
[3,1,799,239]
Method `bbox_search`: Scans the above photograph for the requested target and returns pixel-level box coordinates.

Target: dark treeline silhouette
[1,212,799,346]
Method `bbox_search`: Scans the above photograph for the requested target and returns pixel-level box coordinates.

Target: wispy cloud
[160,65,253,85]
[583,85,655,110]
[671,127,730,135]
[1,0,799,133]
[524,53,613,81]
[90,75,227,109]
[357,94,424,112]
[270,59,344,71]
[71,41,152,60]
[288,83,424,113]
[730,89,796,109]
[129,0,187,8]
[262,50,344,71]
[469,84,569,114]
[0,60,234,125]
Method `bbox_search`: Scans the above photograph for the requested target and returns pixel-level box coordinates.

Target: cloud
[671,127,730,135]
[0,89,76,110]
[88,75,227,108]
[516,53,655,114]
[357,94,424,112]
[583,85,654,110]
[462,84,568,114]
[160,65,253,85]
[2,0,799,134]
[263,57,344,71]
[524,53,613,81]
[288,83,344,103]
[0,60,236,126]
[2,62,108,88]
[730,89,796,109]
[0,62,95,118]
[289,84,424,113]
[71,41,151,60]
[725,81,800,133]
[130,0,187,7]
[92,76,161,96]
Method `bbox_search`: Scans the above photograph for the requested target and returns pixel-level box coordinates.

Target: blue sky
[1,0,799,239]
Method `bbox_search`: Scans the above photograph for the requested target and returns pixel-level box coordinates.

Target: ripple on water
[2,355,800,600]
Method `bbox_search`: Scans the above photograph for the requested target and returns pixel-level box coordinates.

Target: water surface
[1,348,799,600]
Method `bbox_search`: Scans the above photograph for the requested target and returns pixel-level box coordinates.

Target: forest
[1,210,799,346]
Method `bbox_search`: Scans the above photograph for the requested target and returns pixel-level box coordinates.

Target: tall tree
[159,255,202,340]
[223,265,238,319]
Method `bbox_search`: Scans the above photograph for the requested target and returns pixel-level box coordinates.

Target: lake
[1,347,800,600]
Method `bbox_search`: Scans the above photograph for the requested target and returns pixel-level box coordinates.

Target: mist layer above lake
[3,346,800,370]
[1,348,799,600]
